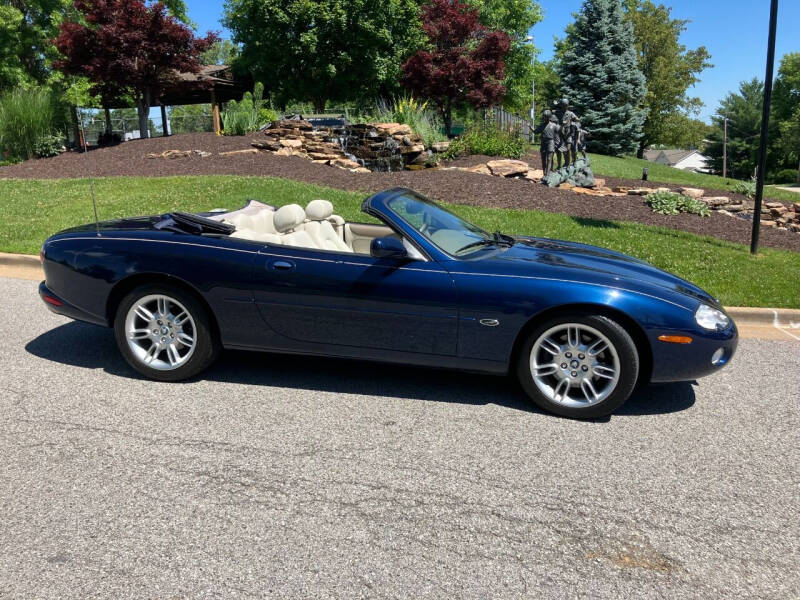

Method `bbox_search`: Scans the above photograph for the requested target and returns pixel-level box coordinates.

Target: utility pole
[750,0,779,255]
[525,35,535,143]
[722,117,728,179]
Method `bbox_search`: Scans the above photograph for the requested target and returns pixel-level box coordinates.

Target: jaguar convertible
[39,187,737,418]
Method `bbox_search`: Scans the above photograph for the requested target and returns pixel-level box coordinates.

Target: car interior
[208,199,424,258]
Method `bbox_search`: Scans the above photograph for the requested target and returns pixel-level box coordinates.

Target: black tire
[113,283,220,381]
[516,313,639,419]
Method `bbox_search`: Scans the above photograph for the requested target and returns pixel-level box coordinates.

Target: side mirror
[370,236,408,260]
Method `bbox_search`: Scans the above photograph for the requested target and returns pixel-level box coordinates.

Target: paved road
[1,277,798,599]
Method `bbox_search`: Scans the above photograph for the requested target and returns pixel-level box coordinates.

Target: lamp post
[750,0,779,255]
[525,35,535,142]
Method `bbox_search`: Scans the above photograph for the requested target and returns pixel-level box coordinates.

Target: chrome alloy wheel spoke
[125,294,197,371]
[529,323,621,408]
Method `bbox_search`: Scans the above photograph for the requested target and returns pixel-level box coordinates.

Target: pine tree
[558,0,647,156]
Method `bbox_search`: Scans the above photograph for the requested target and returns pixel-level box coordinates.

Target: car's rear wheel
[516,314,639,418]
[114,284,219,381]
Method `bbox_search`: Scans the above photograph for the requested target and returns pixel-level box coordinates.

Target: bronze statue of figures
[534,109,561,176]
[554,98,579,168]
[574,119,588,160]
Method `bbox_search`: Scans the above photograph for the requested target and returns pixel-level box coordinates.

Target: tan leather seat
[303,200,352,252]
[274,204,319,248]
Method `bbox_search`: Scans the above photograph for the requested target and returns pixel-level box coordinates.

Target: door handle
[270,260,295,271]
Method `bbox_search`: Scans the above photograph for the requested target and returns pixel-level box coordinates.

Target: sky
[185,0,799,123]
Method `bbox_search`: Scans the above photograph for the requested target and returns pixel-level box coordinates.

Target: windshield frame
[370,188,510,259]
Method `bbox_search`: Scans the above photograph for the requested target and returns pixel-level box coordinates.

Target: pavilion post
[160,104,170,136]
[211,88,221,134]
[103,106,112,135]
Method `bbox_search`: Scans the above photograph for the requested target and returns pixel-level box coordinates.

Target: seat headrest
[306,199,334,221]
[274,204,306,233]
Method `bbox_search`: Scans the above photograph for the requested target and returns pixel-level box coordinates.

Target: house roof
[644,148,703,166]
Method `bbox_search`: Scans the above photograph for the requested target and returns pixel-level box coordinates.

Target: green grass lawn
[588,153,799,204]
[1,175,798,308]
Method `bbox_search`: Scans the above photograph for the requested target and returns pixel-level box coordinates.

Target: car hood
[488,236,718,307]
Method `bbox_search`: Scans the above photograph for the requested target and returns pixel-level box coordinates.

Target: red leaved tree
[55,0,217,138]
[401,0,510,136]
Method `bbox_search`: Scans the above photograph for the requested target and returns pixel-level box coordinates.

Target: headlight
[695,304,730,330]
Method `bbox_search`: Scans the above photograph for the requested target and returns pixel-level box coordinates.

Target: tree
[773,53,800,182]
[625,0,711,157]
[54,0,217,138]
[657,113,712,149]
[224,0,423,112]
[201,39,239,66]
[0,0,73,90]
[704,79,779,180]
[469,0,543,115]
[401,0,510,136]
[558,0,647,156]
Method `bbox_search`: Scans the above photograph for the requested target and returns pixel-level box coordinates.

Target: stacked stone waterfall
[250,119,448,172]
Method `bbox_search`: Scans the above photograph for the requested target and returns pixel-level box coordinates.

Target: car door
[251,244,459,356]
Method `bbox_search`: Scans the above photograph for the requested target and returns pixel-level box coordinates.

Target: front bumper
[649,320,738,383]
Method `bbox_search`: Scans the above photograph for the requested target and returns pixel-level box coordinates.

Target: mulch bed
[2,132,798,252]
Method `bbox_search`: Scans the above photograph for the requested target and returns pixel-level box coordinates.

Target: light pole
[525,35,535,142]
[750,0,779,255]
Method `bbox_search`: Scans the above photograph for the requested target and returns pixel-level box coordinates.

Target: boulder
[792,202,800,212]
[399,144,425,155]
[464,164,492,176]
[593,177,606,188]
[330,158,363,170]
[627,188,652,196]
[679,187,704,199]
[308,152,342,161]
[726,203,745,212]
[486,159,529,177]
[219,148,260,157]
[251,141,281,151]
[765,201,784,208]
[401,135,413,147]
[525,169,544,181]
[371,122,413,136]
[431,141,451,153]
[279,138,303,148]
[703,196,731,207]
[613,186,631,193]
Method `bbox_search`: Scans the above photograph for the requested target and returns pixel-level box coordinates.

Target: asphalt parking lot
[1,276,798,599]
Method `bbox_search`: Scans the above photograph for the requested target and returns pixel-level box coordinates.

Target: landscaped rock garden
[444,159,800,235]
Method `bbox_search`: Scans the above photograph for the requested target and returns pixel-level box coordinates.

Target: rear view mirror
[370,236,407,260]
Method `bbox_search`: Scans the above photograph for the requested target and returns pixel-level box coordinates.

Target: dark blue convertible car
[39,187,737,418]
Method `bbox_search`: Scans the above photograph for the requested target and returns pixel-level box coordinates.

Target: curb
[0,252,40,268]
[723,306,800,326]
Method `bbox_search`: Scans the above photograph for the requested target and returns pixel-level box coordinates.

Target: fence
[485,106,535,141]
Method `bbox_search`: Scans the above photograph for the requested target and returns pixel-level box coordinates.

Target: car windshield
[386,191,512,256]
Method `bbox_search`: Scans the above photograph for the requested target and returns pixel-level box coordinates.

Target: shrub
[731,180,756,198]
[647,191,709,217]
[222,82,271,135]
[33,134,65,158]
[370,96,448,148]
[773,169,798,184]
[0,87,56,160]
[442,122,527,159]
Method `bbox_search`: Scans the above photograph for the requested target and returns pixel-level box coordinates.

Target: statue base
[542,157,595,188]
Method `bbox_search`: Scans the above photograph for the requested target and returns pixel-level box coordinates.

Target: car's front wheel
[516,314,639,418]
[114,284,220,381]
